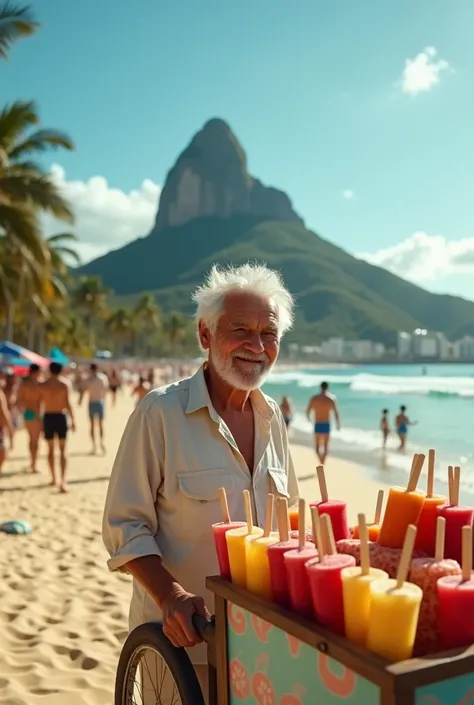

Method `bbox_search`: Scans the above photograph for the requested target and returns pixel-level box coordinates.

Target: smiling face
[199,290,280,391]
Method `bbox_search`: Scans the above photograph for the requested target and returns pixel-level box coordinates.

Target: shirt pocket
[267,466,290,499]
[177,468,234,539]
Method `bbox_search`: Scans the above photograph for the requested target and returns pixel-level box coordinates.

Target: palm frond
[9,128,75,159]
[0,3,39,60]
[0,173,74,222]
[0,101,37,152]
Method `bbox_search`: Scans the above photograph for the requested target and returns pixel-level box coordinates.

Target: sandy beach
[0,392,388,705]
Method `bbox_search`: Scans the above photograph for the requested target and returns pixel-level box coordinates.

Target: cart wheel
[114,622,205,705]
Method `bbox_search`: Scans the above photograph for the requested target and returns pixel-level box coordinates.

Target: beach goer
[103,263,299,704]
[16,363,43,473]
[42,362,76,492]
[108,368,122,407]
[395,405,416,451]
[80,363,108,454]
[306,381,340,465]
[381,408,389,449]
[280,395,293,428]
[0,385,14,472]
[132,376,149,405]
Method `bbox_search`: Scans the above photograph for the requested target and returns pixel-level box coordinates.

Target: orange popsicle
[415,449,446,555]
[378,454,425,549]
[352,490,384,541]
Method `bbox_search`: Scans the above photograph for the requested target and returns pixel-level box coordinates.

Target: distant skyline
[4,0,474,299]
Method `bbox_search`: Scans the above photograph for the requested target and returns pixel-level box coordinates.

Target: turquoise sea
[263,363,474,497]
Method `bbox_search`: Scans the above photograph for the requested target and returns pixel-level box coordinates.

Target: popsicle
[268,498,300,607]
[226,490,263,587]
[438,525,474,651]
[377,453,426,549]
[351,490,384,541]
[367,525,423,661]
[410,516,461,656]
[288,506,299,531]
[415,449,446,555]
[306,513,356,634]
[341,514,388,646]
[310,465,349,542]
[283,499,318,617]
[212,488,246,579]
[246,494,280,599]
[437,465,474,564]
[336,538,428,579]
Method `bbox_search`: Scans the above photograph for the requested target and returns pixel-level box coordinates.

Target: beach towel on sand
[0,520,32,535]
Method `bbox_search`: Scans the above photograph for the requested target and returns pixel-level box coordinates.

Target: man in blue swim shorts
[306,381,340,465]
[395,405,416,451]
[80,363,108,454]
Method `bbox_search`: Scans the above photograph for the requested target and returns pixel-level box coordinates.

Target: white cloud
[357,232,474,282]
[46,164,161,263]
[342,189,354,200]
[399,47,450,96]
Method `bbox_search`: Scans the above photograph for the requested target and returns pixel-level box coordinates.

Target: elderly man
[102,263,299,703]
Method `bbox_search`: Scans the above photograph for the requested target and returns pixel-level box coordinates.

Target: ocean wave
[268,371,474,398]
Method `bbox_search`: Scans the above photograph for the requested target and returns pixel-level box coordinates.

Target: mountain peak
[152,118,301,232]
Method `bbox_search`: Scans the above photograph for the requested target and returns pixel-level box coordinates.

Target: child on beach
[380,409,389,448]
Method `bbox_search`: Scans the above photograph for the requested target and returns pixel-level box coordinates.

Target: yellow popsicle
[366,578,422,661]
[245,533,280,599]
[226,525,263,587]
[341,566,388,645]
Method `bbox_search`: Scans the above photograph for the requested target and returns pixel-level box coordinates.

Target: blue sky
[4,0,474,299]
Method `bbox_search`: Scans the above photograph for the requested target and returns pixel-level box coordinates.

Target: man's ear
[198,320,211,351]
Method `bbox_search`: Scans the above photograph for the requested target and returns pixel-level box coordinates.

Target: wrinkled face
[199,291,280,391]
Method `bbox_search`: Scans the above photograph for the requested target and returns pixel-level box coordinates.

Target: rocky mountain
[78,119,474,346]
[153,118,301,232]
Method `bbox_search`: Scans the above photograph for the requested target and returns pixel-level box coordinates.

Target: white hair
[193,262,295,336]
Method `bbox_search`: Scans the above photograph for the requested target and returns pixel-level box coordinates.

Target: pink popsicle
[282,499,317,616]
[307,553,356,634]
[212,521,246,580]
[268,498,299,607]
[438,525,474,651]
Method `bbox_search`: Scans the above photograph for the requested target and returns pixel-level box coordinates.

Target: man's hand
[70,420,76,432]
[161,586,210,648]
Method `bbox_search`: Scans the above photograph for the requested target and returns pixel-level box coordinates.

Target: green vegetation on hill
[78,214,474,346]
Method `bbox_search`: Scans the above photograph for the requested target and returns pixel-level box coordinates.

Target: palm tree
[0,3,38,60]
[73,276,111,351]
[106,307,134,356]
[134,292,162,356]
[164,311,189,352]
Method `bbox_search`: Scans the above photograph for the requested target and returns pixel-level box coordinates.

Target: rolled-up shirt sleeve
[102,405,163,572]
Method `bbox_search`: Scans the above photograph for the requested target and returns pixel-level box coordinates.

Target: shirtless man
[16,363,43,473]
[395,405,416,451]
[132,376,149,406]
[306,381,340,464]
[42,362,76,492]
[0,385,14,472]
[80,363,108,454]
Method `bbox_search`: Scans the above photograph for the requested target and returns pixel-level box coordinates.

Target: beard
[211,348,274,391]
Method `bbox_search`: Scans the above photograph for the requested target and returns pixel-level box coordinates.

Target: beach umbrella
[48,347,70,365]
[0,341,49,367]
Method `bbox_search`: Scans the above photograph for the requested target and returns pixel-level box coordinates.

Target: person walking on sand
[16,363,43,473]
[103,263,299,704]
[80,363,108,454]
[41,362,76,492]
[280,395,293,429]
[395,405,416,451]
[380,408,390,449]
[0,385,14,473]
[306,381,340,465]
[108,368,122,407]
[132,376,149,405]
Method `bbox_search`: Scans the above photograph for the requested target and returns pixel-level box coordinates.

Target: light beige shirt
[102,364,299,664]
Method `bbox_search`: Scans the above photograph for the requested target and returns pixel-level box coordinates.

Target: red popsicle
[212,487,246,579]
[438,525,474,650]
[283,499,318,617]
[306,513,355,634]
[437,466,474,564]
[415,449,446,555]
[311,465,349,542]
[268,498,299,607]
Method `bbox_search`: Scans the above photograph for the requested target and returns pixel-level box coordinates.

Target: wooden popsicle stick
[396,524,417,589]
[427,449,435,498]
[374,490,384,525]
[277,498,289,542]
[263,494,274,537]
[317,465,329,503]
[243,490,253,534]
[310,506,324,556]
[321,513,336,555]
[407,454,418,488]
[358,513,370,576]
[218,487,231,524]
[448,466,454,505]
[453,466,461,507]
[462,525,472,582]
[298,498,306,550]
[406,454,425,492]
[435,516,446,562]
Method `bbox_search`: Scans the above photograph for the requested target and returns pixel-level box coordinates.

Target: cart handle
[192,613,216,647]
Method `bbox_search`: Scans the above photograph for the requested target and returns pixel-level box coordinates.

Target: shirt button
[199,500,207,504]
